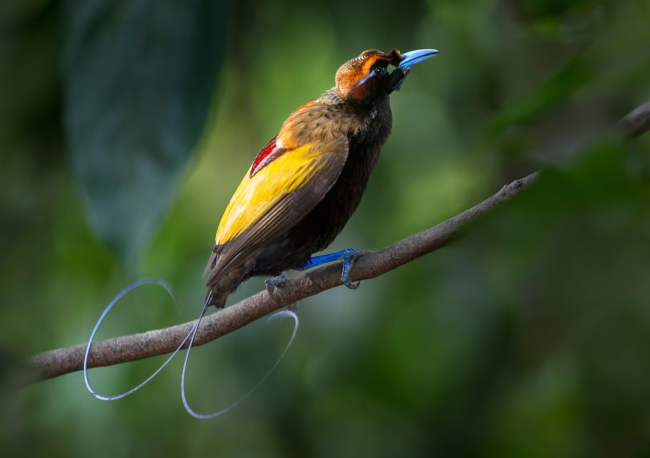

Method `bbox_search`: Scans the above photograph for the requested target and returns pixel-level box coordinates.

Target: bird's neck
[278,89,390,146]
[325,87,388,108]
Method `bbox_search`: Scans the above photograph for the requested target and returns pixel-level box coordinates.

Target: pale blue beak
[398,49,439,68]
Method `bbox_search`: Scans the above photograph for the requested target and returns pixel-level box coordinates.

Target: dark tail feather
[203,245,219,278]
[205,288,228,309]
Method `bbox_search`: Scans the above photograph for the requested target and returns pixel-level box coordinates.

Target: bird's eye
[373,66,387,77]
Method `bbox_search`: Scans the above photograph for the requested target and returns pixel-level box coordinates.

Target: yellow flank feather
[216,143,329,245]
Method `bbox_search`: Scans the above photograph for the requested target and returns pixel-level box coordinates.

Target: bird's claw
[265,272,289,296]
[341,249,361,290]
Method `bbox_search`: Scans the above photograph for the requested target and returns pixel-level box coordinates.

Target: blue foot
[294,248,361,290]
[265,272,288,294]
[340,249,361,290]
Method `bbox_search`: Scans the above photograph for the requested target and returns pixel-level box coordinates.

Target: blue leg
[294,248,360,290]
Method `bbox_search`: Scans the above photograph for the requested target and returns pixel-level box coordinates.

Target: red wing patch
[250,136,288,178]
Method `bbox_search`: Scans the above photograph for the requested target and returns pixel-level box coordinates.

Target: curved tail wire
[83,277,199,400]
[181,306,299,419]
[84,277,299,418]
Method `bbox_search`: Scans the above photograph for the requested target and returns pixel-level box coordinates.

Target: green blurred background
[2,0,650,456]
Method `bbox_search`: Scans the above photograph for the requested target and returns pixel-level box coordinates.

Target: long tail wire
[83,277,299,417]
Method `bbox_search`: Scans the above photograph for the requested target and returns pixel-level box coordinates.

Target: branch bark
[28,100,650,384]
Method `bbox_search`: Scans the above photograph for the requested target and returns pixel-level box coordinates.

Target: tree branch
[27,100,650,384]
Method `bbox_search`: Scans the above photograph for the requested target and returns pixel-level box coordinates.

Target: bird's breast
[296,100,392,249]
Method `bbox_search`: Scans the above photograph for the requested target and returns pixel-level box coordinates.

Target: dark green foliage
[2,0,650,456]
[62,0,230,265]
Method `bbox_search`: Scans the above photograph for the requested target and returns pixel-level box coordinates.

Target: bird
[204,48,439,309]
[83,48,439,417]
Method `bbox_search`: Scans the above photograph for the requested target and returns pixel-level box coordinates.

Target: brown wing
[206,136,349,287]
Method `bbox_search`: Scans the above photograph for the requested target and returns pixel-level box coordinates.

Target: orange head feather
[335,49,409,103]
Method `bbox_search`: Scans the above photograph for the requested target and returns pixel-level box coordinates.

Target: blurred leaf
[487,54,594,137]
[0,0,51,26]
[61,0,230,266]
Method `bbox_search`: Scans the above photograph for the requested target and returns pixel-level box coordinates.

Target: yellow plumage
[215,142,344,245]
